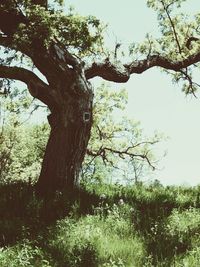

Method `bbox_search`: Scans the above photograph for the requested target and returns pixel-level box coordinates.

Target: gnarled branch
[0,65,55,108]
[85,60,130,83]
[85,52,200,83]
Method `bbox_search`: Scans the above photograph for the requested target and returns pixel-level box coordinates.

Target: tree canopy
[1,0,200,89]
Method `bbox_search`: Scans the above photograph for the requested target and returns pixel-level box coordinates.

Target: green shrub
[166,207,200,251]
[49,204,146,267]
[174,246,200,267]
[0,240,52,267]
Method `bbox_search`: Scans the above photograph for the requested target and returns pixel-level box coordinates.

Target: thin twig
[161,0,182,54]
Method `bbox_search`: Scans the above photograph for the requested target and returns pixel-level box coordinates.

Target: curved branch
[85,52,200,83]
[186,37,199,49]
[127,53,200,73]
[0,65,44,86]
[85,60,130,83]
[0,65,55,108]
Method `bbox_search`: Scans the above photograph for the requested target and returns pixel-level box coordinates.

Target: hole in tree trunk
[83,112,90,122]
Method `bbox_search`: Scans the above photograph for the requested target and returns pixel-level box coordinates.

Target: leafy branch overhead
[0,0,200,88]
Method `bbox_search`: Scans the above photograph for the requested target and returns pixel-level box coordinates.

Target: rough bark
[36,73,93,195]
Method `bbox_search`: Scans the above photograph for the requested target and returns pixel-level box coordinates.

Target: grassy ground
[0,182,200,266]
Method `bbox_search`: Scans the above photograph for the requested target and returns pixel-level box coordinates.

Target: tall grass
[0,181,200,266]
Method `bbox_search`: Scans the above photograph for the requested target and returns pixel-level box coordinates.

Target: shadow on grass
[0,182,100,247]
[1,182,200,266]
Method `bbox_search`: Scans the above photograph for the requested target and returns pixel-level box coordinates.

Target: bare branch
[86,145,156,170]
[132,140,159,148]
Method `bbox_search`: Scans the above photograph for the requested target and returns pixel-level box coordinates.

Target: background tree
[0,87,49,183]
[0,0,200,195]
[0,87,31,180]
[82,83,161,185]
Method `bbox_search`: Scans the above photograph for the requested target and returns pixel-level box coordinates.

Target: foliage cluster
[0,88,49,183]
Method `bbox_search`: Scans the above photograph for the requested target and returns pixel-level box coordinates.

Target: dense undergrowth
[0,182,200,266]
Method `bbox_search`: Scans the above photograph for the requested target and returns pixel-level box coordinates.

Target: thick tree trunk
[36,74,93,195]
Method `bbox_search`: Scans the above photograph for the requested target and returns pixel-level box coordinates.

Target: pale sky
[64,0,200,186]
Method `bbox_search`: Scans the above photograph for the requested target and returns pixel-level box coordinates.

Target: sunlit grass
[49,208,146,267]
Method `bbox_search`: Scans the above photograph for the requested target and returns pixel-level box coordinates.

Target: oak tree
[0,0,199,194]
